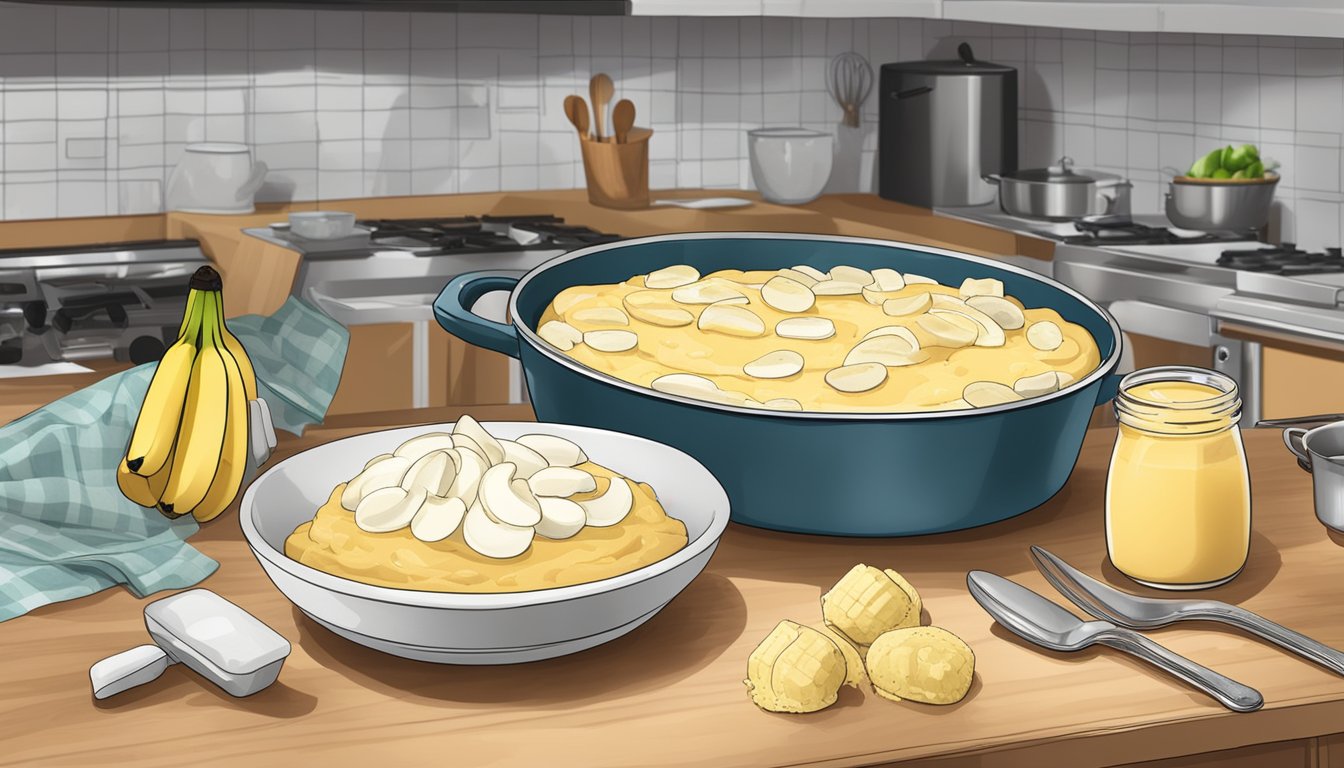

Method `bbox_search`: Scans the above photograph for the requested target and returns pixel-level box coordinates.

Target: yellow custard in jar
[1105,367,1251,589]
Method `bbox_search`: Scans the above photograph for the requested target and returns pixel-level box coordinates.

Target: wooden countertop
[8,412,1344,768]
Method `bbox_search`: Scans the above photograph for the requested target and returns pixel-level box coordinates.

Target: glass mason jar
[1106,366,1251,590]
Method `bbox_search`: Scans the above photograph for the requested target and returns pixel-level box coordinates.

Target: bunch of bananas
[117,266,257,523]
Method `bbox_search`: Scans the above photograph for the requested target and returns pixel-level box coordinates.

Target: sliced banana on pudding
[1027,320,1064,351]
[535,496,587,540]
[538,320,583,350]
[570,306,630,326]
[341,455,413,511]
[453,415,505,464]
[552,289,598,315]
[883,293,931,317]
[445,446,488,506]
[651,373,720,398]
[790,264,827,281]
[761,276,816,313]
[581,477,635,527]
[499,439,549,480]
[462,498,534,559]
[672,279,749,306]
[870,268,906,292]
[811,280,865,296]
[698,305,765,337]
[775,317,835,340]
[400,450,456,497]
[959,277,1004,299]
[393,432,455,463]
[844,336,922,367]
[966,295,1026,330]
[825,362,888,393]
[623,291,695,327]
[744,350,805,379]
[828,265,874,286]
[862,325,921,350]
[529,466,598,497]
[929,301,1006,347]
[903,273,939,285]
[645,264,700,289]
[478,463,543,528]
[915,312,977,348]
[584,329,639,352]
[777,267,820,287]
[410,494,467,542]
[1014,370,1063,398]
[762,398,804,411]
[517,433,588,467]
[963,381,1024,408]
[355,486,426,534]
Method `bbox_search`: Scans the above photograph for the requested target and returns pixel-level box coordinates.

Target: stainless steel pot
[1165,174,1279,233]
[985,157,1131,221]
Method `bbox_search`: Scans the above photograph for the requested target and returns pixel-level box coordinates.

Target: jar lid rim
[1117,366,1239,410]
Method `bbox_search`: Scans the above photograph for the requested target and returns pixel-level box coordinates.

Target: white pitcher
[166,143,269,215]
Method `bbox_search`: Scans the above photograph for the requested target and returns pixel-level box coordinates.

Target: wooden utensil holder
[579,128,651,210]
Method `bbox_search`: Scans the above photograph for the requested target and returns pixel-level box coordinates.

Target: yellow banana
[192,319,251,523]
[213,288,258,401]
[124,298,204,476]
[157,293,230,518]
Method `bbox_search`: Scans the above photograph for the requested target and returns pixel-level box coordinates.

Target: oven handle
[1105,299,1216,348]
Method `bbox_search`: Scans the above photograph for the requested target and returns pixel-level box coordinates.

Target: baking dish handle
[433,273,522,359]
[1095,373,1123,405]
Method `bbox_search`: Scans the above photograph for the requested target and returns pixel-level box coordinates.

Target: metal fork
[1030,545,1344,677]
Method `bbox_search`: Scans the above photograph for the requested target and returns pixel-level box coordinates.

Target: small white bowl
[240,421,730,664]
[288,210,356,240]
[748,127,834,205]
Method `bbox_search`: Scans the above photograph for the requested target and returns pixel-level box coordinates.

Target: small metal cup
[1284,422,1344,532]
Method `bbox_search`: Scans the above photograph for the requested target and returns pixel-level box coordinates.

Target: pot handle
[1095,373,1123,405]
[982,174,1001,185]
[1284,427,1313,473]
[433,272,522,359]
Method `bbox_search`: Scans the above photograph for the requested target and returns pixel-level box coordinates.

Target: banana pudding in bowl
[536,264,1100,414]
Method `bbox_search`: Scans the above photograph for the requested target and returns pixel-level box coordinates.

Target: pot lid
[881,42,1016,75]
[1004,157,1096,184]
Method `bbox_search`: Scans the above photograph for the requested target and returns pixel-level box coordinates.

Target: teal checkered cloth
[0,297,348,622]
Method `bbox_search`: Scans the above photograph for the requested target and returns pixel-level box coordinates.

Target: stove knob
[107,303,128,328]
[23,300,47,331]
[128,335,166,365]
[51,309,72,334]
[0,339,20,365]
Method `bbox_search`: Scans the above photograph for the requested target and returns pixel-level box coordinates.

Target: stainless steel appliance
[245,215,621,407]
[986,157,1132,221]
[879,42,1017,209]
[1166,174,1280,234]
[0,239,208,371]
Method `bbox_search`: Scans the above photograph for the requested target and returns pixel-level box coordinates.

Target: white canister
[748,128,834,206]
[166,143,269,215]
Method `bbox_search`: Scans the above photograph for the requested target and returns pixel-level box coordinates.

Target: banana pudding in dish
[535,264,1101,413]
[284,416,688,593]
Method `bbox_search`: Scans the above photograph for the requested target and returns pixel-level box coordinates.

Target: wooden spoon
[563,94,590,140]
[589,73,614,141]
[612,99,635,144]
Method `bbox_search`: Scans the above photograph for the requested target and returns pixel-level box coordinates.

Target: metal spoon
[589,73,614,141]
[967,570,1263,712]
[1030,546,1344,677]
[563,94,590,140]
[612,99,635,144]
[651,197,753,210]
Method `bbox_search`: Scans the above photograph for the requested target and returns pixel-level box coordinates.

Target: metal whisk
[827,52,874,128]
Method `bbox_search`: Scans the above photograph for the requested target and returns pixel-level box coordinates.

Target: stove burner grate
[1216,243,1344,274]
[356,215,621,254]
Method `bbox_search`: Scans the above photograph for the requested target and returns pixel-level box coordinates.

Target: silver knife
[1031,545,1344,677]
[967,570,1263,712]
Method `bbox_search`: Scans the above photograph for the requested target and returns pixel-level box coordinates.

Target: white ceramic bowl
[240,422,730,664]
[748,127,834,205]
[288,211,356,240]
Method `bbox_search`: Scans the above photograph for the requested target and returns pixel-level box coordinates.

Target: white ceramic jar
[747,128,834,205]
[166,143,269,215]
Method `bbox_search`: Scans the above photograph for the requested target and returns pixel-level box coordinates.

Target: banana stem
[180,292,208,347]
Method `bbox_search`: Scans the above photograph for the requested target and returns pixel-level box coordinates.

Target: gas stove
[1215,243,1344,275]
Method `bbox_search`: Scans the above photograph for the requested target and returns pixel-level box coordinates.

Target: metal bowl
[1165,174,1279,233]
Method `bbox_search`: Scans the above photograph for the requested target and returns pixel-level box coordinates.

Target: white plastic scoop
[91,589,291,699]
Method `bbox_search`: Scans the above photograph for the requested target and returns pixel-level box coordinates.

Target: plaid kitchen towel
[0,297,348,622]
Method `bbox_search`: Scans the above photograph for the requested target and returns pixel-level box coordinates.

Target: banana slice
[499,439,549,480]
[570,306,630,326]
[535,496,587,540]
[528,466,598,497]
[584,329,639,352]
[966,295,1026,330]
[744,350,805,379]
[341,455,413,511]
[870,268,906,291]
[882,293,931,317]
[651,373,720,398]
[861,325,921,351]
[462,498,534,559]
[1014,370,1063,398]
[478,463,543,527]
[400,450,456,496]
[452,434,490,464]
[903,273,939,285]
[861,286,904,306]
[825,362,888,393]
[762,398,804,411]
[844,336,922,367]
[623,291,695,327]
[453,415,504,464]
[644,264,700,289]
[553,289,598,315]
[580,476,634,527]
[929,305,1006,347]
[791,264,827,282]
[811,280,865,296]
[915,312,977,348]
[959,277,1004,299]
[538,320,583,350]
[672,279,749,306]
[760,276,816,313]
[363,453,394,470]
[393,432,455,463]
[445,447,487,506]
[963,381,1024,407]
[355,486,426,534]
[828,265,874,286]
[1027,320,1064,351]
[516,433,588,467]
[698,305,765,337]
[410,494,467,542]
[777,267,820,287]
[775,317,835,340]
